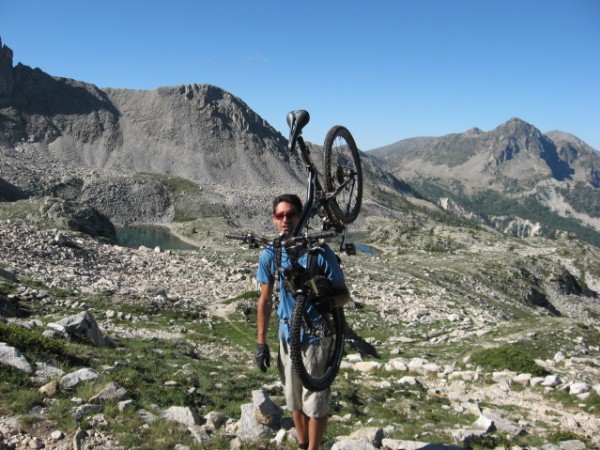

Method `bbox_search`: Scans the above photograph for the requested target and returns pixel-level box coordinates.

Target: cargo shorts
[278,336,331,418]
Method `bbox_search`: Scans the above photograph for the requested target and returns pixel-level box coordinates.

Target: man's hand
[255,343,271,372]
[309,277,336,314]
[310,294,335,314]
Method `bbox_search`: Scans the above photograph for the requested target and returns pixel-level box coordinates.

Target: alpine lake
[116,225,379,256]
[116,225,198,251]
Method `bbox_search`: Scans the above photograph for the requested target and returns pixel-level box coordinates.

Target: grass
[134,172,200,196]
[470,344,548,376]
[547,430,591,447]
[0,321,74,363]
[0,309,276,448]
[1,284,598,449]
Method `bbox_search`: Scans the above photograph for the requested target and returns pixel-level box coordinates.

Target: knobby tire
[323,126,363,225]
[289,293,345,392]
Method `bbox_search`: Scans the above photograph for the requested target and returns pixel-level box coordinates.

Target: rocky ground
[1,214,600,449]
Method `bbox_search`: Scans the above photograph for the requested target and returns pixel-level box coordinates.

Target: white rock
[346,353,363,363]
[396,376,419,386]
[407,358,428,371]
[385,358,408,371]
[472,415,495,432]
[0,343,33,373]
[162,406,202,426]
[569,382,590,395]
[541,375,561,387]
[59,368,99,389]
[512,373,532,386]
[353,361,382,373]
[492,371,517,383]
[554,351,565,363]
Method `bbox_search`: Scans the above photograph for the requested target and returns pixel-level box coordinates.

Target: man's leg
[293,410,309,447]
[308,415,328,450]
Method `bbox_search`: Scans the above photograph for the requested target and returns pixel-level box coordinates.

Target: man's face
[272,201,300,235]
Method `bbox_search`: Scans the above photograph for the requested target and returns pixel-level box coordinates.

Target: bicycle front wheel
[289,294,345,392]
[323,126,363,225]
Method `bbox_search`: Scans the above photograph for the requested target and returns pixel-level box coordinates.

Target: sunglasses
[273,211,298,220]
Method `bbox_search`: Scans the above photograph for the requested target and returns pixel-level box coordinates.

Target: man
[255,193,351,450]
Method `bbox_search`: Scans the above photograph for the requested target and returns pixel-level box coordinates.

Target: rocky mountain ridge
[2,37,600,244]
[369,118,599,190]
[0,38,304,191]
[369,118,600,243]
[2,37,600,449]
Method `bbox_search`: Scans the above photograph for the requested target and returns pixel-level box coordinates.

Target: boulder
[59,368,99,389]
[252,389,283,427]
[162,406,202,426]
[39,197,117,243]
[236,390,283,441]
[54,311,114,348]
[349,427,384,447]
[89,381,128,403]
[0,343,33,373]
[332,438,377,450]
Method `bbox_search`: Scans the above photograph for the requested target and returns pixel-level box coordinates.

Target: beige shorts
[278,337,331,418]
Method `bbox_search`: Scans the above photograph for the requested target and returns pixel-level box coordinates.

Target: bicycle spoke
[323,125,362,225]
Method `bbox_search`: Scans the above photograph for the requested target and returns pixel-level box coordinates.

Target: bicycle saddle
[286,110,310,133]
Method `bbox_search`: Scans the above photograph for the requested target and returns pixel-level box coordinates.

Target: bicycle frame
[286,110,354,253]
[292,135,323,237]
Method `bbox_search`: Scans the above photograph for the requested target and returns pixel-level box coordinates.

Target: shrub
[0,322,67,361]
[0,364,31,387]
[470,344,548,376]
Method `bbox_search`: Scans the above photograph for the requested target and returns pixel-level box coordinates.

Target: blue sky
[1,0,599,151]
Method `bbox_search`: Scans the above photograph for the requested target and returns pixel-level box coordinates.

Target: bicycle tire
[323,126,363,225]
[289,294,345,392]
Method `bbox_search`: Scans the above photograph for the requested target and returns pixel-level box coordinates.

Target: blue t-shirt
[256,244,345,343]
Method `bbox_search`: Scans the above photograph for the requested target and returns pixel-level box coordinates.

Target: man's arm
[256,282,274,344]
[333,282,351,308]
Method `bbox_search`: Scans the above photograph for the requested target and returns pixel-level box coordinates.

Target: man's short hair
[273,194,302,214]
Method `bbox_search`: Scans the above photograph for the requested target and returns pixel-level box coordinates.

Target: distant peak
[465,127,483,135]
[494,117,539,135]
[545,130,576,141]
[505,117,532,126]
[545,130,597,152]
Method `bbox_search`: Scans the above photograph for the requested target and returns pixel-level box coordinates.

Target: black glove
[255,343,271,372]
[310,294,335,314]
[309,277,336,314]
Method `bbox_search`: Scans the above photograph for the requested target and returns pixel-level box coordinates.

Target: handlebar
[225,230,336,250]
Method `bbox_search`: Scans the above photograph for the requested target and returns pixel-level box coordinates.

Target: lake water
[117,225,378,255]
[116,225,197,251]
[354,243,379,256]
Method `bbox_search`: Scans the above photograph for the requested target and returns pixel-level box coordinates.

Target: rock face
[39,198,117,243]
[0,38,14,107]
[0,39,310,226]
[0,45,304,189]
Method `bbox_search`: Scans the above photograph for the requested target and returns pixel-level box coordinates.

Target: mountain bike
[286,109,362,237]
[227,110,363,391]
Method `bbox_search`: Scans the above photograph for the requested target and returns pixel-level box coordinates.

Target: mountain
[2,36,600,244]
[0,38,409,229]
[370,118,599,189]
[368,118,600,243]
[366,136,437,159]
[0,38,303,190]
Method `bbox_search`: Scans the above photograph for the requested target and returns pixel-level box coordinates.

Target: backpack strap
[306,250,319,276]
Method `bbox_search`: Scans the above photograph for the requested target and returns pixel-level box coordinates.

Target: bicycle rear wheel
[289,294,345,392]
[323,126,363,225]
